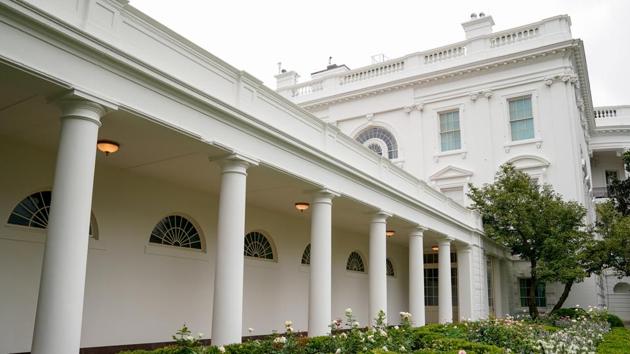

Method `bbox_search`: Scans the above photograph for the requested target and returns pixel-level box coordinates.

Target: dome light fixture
[294,202,310,212]
[97,140,120,156]
[386,230,395,237]
[431,245,439,252]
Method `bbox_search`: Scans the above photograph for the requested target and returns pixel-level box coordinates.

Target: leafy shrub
[607,313,625,328]
[551,307,587,319]
[597,327,630,353]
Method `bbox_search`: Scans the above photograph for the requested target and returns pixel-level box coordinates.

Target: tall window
[244,231,275,260]
[355,127,398,159]
[423,252,458,306]
[439,110,461,151]
[509,96,534,141]
[149,215,203,249]
[605,170,619,187]
[519,278,546,307]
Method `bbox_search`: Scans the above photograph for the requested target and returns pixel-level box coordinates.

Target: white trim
[144,243,208,261]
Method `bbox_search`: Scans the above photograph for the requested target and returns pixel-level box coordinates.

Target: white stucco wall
[0,138,413,353]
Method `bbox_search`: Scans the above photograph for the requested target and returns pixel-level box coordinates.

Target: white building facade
[276,12,630,329]
[0,1,626,354]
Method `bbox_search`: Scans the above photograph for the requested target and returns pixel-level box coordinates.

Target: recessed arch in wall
[613,282,630,293]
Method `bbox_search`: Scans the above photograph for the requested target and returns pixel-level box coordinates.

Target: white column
[369,211,390,325]
[308,189,337,336]
[438,238,453,324]
[457,245,474,322]
[211,154,257,347]
[409,226,426,327]
[31,98,106,354]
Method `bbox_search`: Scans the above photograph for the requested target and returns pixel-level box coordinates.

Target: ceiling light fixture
[294,202,310,212]
[386,230,395,237]
[431,245,439,252]
[97,140,120,156]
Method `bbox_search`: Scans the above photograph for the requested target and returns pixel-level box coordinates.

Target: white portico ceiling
[0,62,442,246]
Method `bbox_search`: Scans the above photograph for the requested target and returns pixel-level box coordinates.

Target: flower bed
[119,308,617,354]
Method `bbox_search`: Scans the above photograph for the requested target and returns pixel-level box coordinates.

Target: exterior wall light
[294,202,310,212]
[431,245,439,252]
[386,230,395,237]
[97,140,120,156]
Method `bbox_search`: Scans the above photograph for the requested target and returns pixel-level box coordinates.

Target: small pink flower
[458,351,467,354]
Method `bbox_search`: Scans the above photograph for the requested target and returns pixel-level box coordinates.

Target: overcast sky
[131,0,629,106]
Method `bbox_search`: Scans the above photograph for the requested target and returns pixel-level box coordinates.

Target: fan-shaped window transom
[244,231,275,260]
[355,127,398,159]
[301,243,311,265]
[149,215,203,250]
[346,251,365,272]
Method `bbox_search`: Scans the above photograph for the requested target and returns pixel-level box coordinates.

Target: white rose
[345,308,353,315]
[218,346,225,353]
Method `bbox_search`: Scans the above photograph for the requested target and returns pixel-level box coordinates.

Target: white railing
[594,108,618,119]
[341,60,405,85]
[490,26,539,47]
[424,45,466,64]
[291,80,323,97]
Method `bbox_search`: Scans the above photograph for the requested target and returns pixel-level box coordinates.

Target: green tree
[607,151,630,216]
[468,164,591,318]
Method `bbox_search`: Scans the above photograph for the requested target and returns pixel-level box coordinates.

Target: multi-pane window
[423,252,458,306]
[509,96,534,141]
[301,244,311,265]
[244,231,275,260]
[519,278,546,307]
[605,170,619,186]
[355,127,399,159]
[439,110,461,151]
[346,251,365,272]
[8,190,97,238]
[423,268,458,306]
[150,215,202,249]
[386,258,395,277]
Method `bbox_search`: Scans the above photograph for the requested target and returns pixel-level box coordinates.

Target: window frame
[518,278,547,308]
[243,230,277,262]
[507,95,535,142]
[502,90,542,149]
[438,109,463,152]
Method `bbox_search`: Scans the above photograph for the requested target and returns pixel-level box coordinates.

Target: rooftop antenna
[328,56,332,65]
[277,62,282,74]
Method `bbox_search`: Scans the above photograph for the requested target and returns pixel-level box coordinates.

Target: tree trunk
[529,261,539,319]
[550,280,574,314]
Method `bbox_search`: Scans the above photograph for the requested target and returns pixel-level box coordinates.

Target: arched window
[244,231,275,260]
[346,251,365,272]
[613,282,630,293]
[8,190,97,238]
[355,127,398,159]
[301,243,311,265]
[149,215,203,250]
[386,258,395,277]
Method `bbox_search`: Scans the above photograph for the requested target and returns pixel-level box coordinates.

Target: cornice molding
[301,41,580,110]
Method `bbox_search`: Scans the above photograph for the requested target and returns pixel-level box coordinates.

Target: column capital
[409,225,428,238]
[438,236,454,246]
[211,153,259,174]
[49,90,117,126]
[310,188,339,204]
[370,210,392,223]
[457,243,473,253]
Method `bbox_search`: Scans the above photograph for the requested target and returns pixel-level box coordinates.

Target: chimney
[462,12,494,39]
[275,70,300,89]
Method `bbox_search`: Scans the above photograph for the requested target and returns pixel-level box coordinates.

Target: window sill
[433,149,467,162]
[144,243,208,261]
[504,138,542,153]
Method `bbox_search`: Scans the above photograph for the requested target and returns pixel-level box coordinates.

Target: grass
[597,327,630,353]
